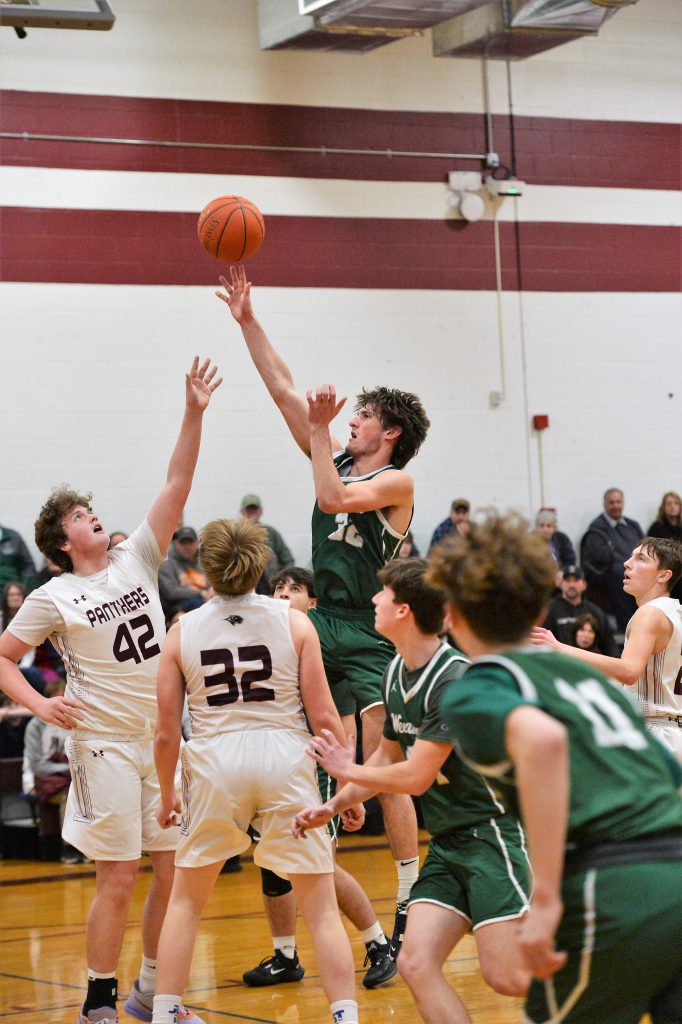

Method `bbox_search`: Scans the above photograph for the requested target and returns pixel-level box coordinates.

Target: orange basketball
[197,195,265,262]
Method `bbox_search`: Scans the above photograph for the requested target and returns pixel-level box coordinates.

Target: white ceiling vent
[433,0,641,59]
[258,0,488,53]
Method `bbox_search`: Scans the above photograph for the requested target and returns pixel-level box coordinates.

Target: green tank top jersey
[438,648,682,849]
[382,643,517,836]
[311,452,409,613]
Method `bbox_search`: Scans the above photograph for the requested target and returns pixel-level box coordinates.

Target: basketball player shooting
[216,265,430,958]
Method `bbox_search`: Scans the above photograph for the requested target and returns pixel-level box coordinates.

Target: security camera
[486,177,525,198]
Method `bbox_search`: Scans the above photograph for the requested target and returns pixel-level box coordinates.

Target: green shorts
[309,605,395,715]
[408,818,531,929]
[524,860,682,1024]
[316,760,339,842]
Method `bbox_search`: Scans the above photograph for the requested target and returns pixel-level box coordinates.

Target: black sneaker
[389,901,408,961]
[242,949,305,987]
[362,940,397,989]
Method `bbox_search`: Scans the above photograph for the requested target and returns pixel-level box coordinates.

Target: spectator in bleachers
[398,530,420,558]
[1,582,49,693]
[570,612,606,655]
[428,498,470,551]
[581,488,643,632]
[158,526,211,619]
[0,521,35,591]
[542,565,618,656]
[108,531,128,549]
[239,494,294,591]
[648,491,682,600]
[0,695,31,757]
[533,507,576,568]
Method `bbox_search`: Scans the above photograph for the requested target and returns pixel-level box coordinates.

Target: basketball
[197,195,265,262]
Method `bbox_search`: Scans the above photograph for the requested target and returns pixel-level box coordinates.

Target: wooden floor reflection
[0,835,651,1023]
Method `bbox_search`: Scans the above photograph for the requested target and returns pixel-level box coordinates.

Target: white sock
[138,955,157,994]
[330,999,359,1024]
[152,994,182,1024]
[86,969,116,981]
[273,935,296,959]
[395,855,419,904]
[361,921,387,946]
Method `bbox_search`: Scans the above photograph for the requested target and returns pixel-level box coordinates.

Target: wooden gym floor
[0,833,653,1023]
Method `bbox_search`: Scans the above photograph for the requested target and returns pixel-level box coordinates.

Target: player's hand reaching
[307,729,355,783]
[157,792,182,830]
[516,895,567,980]
[35,694,85,729]
[291,803,334,839]
[530,626,560,649]
[215,265,254,325]
[306,385,347,429]
[186,356,223,412]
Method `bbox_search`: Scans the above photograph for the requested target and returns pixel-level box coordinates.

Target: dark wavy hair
[355,386,430,469]
[34,487,93,573]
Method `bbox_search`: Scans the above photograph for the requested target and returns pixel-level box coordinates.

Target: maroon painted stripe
[1,207,679,291]
[1,90,679,191]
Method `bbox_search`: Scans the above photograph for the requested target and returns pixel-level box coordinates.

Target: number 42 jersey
[8,519,166,738]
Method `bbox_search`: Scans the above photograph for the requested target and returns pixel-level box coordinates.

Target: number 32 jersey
[8,519,165,738]
[179,593,308,740]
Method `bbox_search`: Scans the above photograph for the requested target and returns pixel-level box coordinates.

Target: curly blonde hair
[427,511,557,644]
[199,518,270,597]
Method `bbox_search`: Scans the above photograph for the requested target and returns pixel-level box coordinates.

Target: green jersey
[439,649,682,849]
[311,452,408,613]
[382,643,517,836]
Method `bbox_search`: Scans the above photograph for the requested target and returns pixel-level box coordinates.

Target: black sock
[83,977,117,1014]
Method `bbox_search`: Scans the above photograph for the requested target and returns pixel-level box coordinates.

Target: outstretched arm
[309,727,450,795]
[146,356,222,554]
[216,266,341,455]
[531,603,671,686]
[292,734,409,838]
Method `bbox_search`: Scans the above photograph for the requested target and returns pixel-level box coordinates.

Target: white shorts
[646,719,682,762]
[63,736,180,861]
[176,728,333,875]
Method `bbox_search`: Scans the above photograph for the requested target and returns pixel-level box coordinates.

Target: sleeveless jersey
[383,643,512,835]
[311,452,409,612]
[179,592,308,739]
[438,648,682,849]
[627,596,682,720]
[8,520,165,738]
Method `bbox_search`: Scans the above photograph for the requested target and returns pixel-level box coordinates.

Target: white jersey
[179,593,307,740]
[8,520,165,738]
[627,596,682,719]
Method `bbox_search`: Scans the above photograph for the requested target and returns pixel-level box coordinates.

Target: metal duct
[432,0,642,60]
[258,0,491,53]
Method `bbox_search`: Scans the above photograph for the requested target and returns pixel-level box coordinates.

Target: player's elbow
[316,493,342,515]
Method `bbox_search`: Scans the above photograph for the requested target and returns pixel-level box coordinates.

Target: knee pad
[260,867,292,897]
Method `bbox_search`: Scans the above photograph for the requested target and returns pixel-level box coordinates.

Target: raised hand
[35,693,86,730]
[291,803,334,839]
[307,729,355,783]
[215,265,254,324]
[306,385,347,429]
[185,356,223,412]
